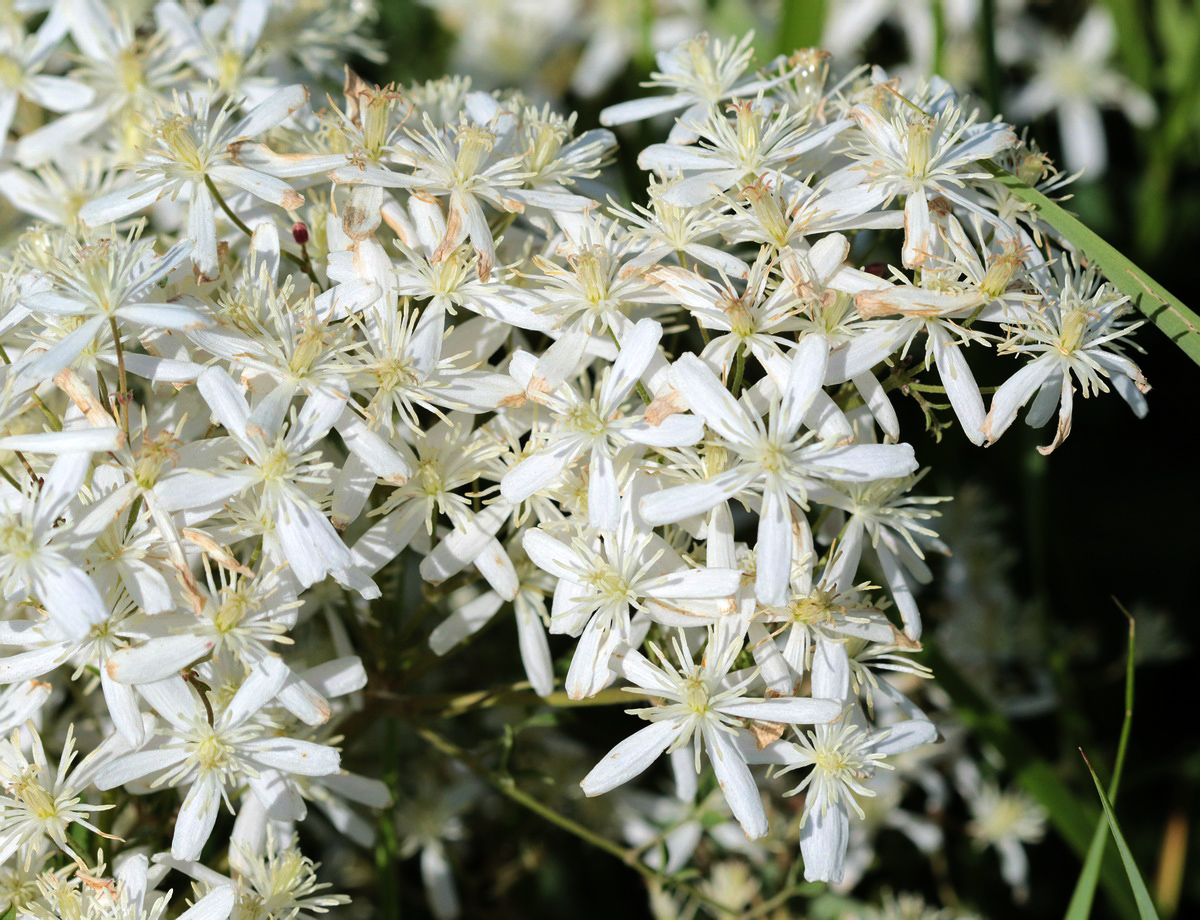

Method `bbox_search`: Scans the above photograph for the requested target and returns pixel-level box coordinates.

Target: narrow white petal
[172,773,223,861]
[639,465,758,525]
[799,799,850,883]
[223,657,289,727]
[522,528,584,581]
[501,437,583,502]
[246,737,341,775]
[704,724,767,839]
[718,696,841,724]
[754,484,792,608]
[580,719,684,795]
[428,591,503,655]
[670,354,757,446]
[106,635,216,685]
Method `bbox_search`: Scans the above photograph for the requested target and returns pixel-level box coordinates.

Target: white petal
[209,165,303,210]
[871,719,937,755]
[587,446,620,532]
[780,336,829,436]
[515,596,555,697]
[641,567,741,600]
[670,354,756,446]
[703,724,767,839]
[639,465,758,526]
[230,84,308,138]
[522,528,584,581]
[428,591,503,655]
[754,484,792,608]
[580,718,684,795]
[94,748,188,790]
[106,635,216,685]
[799,798,850,883]
[246,737,340,775]
[223,657,289,727]
[78,179,163,226]
[172,773,223,861]
[600,94,687,126]
[718,696,841,724]
[929,326,985,444]
[33,564,106,638]
[500,436,583,502]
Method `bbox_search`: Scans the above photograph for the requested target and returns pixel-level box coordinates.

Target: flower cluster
[0,2,1146,916]
[422,1,1154,177]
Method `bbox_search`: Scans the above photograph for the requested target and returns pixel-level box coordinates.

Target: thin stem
[413,724,738,916]
[13,450,39,487]
[0,462,23,490]
[374,683,641,719]
[205,175,253,237]
[729,343,747,397]
[0,343,62,430]
[108,317,132,443]
[204,176,322,289]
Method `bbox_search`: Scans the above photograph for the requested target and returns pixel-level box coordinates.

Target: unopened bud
[292,222,310,245]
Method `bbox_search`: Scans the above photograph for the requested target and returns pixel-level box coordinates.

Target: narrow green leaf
[1082,749,1160,920]
[777,0,826,55]
[1065,607,1137,920]
[983,161,1200,368]
[923,642,1140,920]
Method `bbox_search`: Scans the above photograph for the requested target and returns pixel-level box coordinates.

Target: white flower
[769,716,937,883]
[157,370,353,590]
[95,658,340,860]
[848,95,1017,268]
[502,318,702,528]
[0,451,110,639]
[982,259,1148,453]
[581,627,842,838]
[640,353,918,606]
[522,484,741,699]
[18,229,201,379]
[600,33,791,144]
[0,723,114,869]
[80,87,308,279]
[638,99,851,207]
[1009,8,1155,176]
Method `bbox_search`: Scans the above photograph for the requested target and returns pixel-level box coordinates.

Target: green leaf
[1065,606,1137,920]
[983,161,1200,368]
[1082,749,1160,920]
[923,642,1140,920]
[777,0,826,55]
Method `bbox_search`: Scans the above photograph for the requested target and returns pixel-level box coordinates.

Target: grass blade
[982,161,1200,368]
[1065,605,1137,920]
[1081,748,1160,920]
[923,642,1139,920]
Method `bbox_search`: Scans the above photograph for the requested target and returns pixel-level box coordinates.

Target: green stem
[0,463,22,491]
[204,176,322,289]
[730,343,747,397]
[0,343,61,430]
[413,724,738,916]
[375,684,641,719]
[108,317,132,444]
